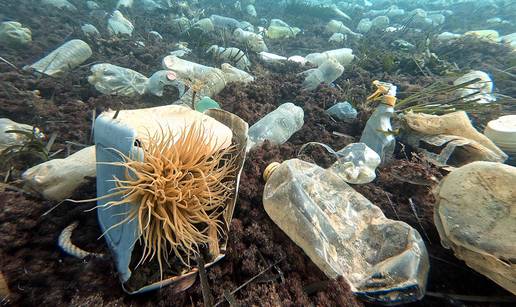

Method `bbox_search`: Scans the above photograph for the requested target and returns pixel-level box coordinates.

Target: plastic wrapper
[329,143,381,184]
[247,102,304,151]
[434,162,516,294]
[263,159,429,305]
[88,63,148,96]
[402,132,505,167]
[0,21,31,47]
[403,111,507,161]
[22,146,96,201]
[302,58,344,90]
[108,10,134,37]
[24,39,92,76]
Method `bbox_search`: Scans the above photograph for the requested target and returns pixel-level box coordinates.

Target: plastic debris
[454,70,496,104]
[305,48,355,67]
[108,10,134,37]
[94,105,248,294]
[0,118,41,152]
[206,45,251,70]
[88,63,148,96]
[403,111,507,162]
[146,70,185,97]
[302,58,344,90]
[162,56,254,107]
[233,28,268,52]
[41,0,77,11]
[0,21,31,48]
[360,81,397,162]
[434,161,516,295]
[326,101,357,122]
[484,115,516,158]
[329,143,381,184]
[263,158,429,304]
[81,24,100,37]
[266,19,301,40]
[23,39,92,76]
[195,97,221,113]
[247,103,304,151]
[22,146,96,201]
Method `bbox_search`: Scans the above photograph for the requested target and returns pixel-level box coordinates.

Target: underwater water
[0,0,515,306]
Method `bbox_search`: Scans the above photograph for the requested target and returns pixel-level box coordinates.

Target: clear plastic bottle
[88,63,148,96]
[262,159,429,304]
[24,39,92,76]
[359,81,397,162]
[247,103,304,151]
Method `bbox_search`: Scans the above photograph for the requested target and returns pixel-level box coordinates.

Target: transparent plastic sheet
[263,159,429,305]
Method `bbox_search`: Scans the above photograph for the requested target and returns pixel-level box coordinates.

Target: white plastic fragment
[328,33,345,43]
[305,48,355,67]
[22,146,96,201]
[24,39,92,76]
[233,28,268,52]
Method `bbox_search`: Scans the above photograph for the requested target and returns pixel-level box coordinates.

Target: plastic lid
[488,115,516,133]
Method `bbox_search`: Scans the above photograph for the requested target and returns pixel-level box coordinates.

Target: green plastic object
[195,96,221,112]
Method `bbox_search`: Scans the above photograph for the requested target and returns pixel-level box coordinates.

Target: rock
[433,162,516,295]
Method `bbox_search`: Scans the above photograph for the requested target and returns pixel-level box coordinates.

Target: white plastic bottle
[247,103,304,151]
[359,81,397,162]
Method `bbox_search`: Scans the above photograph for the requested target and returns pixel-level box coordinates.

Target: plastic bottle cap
[383,95,397,106]
[263,162,281,182]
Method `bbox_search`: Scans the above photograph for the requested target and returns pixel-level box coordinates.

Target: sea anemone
[104,122,237,279]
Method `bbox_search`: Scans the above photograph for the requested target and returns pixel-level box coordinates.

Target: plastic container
[94,105,248,294]
[359,81,397,162]
[484,115,516,156]
[263,158,429,304]
[302,58,344,90]
[145,70,185,97]
[247,102,304,151]
[24,39,92,76]
[329,142,381,184]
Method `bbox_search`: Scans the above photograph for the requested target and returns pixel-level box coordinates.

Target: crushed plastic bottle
[24,39,92,76]
[88,63,148,96]
[326,101,357,122]
[145,70,185,97]
[359,81,397,162]
[302,58,344,90]
[330,143,381,184]
[247,103,304,151]
[263,159,429,305]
